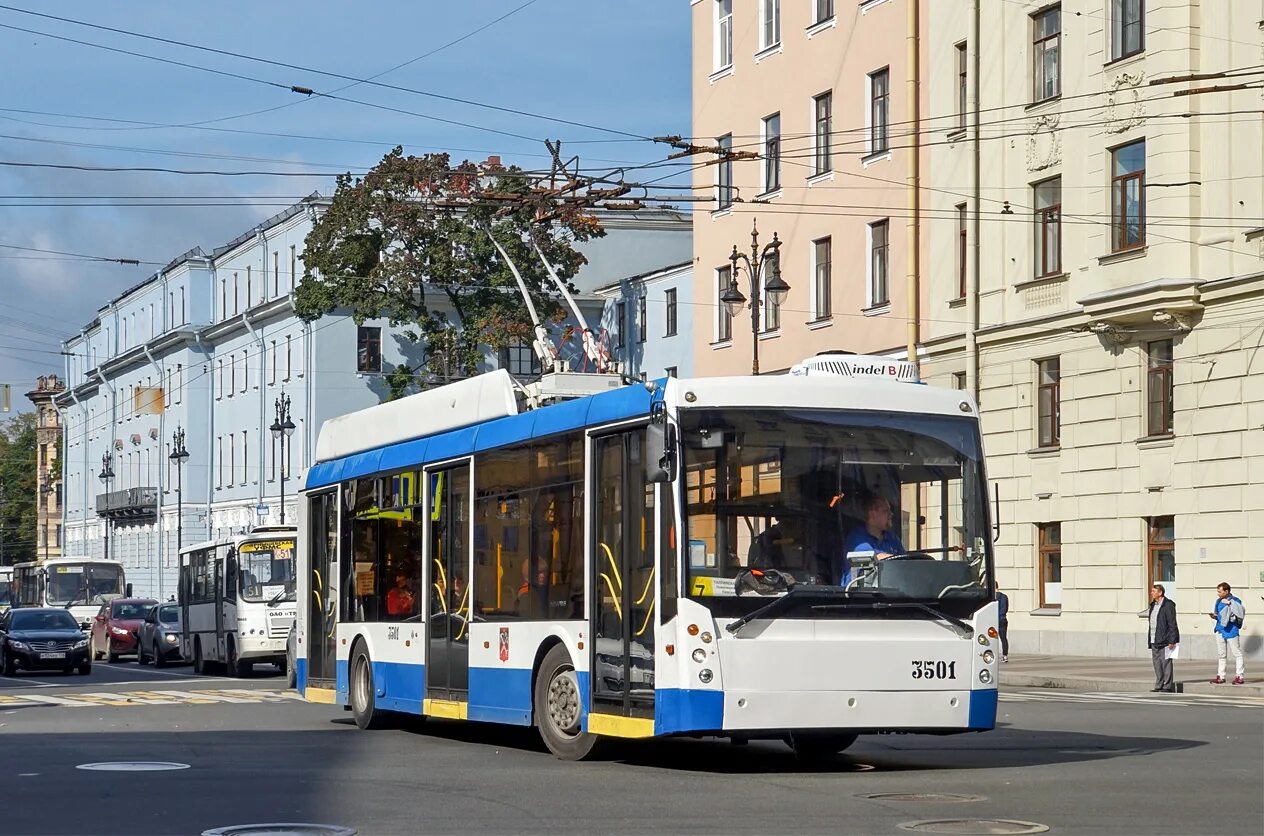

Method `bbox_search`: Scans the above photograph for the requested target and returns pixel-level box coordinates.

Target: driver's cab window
[225,550,239,600]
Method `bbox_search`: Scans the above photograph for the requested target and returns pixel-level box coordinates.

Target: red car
[90,598,158,663]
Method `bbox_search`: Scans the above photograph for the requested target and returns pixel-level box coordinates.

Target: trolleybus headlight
[700,632,713,644]
[692,648,706,663]
[979,669,992,684]
[982,650,995,664]
[698,668,713,683]
[977,634,989,645]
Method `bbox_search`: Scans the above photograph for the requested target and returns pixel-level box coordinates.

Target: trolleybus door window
[426,462,471,701]
[307,490,339,683]
[592,429,656,716]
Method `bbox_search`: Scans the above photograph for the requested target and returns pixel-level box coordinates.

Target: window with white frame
[1032,6,1060,101]
[270,341,277,385]
[1033,177,1062,277]
[272,251,280,298]
[813,92,832,176]
[812,237,831,320]
[762,113,781,193]
[869,68,890,154]
[614,300,626,349]
[814,0,834,25]
[175,364,183,404]
[637,295,647,344]
[716,265,733,342]
[868,220,890,307]
[246,267,252,309]
[760,255,780,332]
[285,334,292,381]
[289,245,298,290]
[955,43,968,131]
[760,0,780,50]
[241,430,248,486]
[1110,0,1143,61]
[240,351,248,394]
[665,288,678,337]
[717,134,734,210]
[715,0,733,71]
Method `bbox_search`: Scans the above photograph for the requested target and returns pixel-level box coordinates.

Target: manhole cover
[76,762,191,772]
[203,826,357,836]
[898,820,1049,835]
[862,793,985,803]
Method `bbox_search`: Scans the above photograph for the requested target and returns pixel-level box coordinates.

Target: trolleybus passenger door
[426,462,472,701]
[592,429,656,718]
[306,490,339,686]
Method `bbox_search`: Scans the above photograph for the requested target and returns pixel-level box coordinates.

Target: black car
[0,608,92,676]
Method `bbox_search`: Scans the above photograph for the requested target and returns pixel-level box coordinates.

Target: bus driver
[838,493,906,586]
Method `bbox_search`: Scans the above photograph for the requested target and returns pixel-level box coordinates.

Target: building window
[232,273,239,315]
[813,92,832,176]
[1111,140,1145,252]
[240,351,248,394]
[1038,522,1062,609]
[285,335,292,381]
[715,0,733,71]
[228,356,236,397]
[869,220,889,307]
[220,279,227,321]
[814,0,834,24]
[812,236,832,320]
[1037,357,1061,448]
[270,341,277,385]
[246,267,252,309]
[637,295,647,344]
[760,0,780,50]
[665,288,678,336]
[716,266,733,342]
[357,326,382,374]
[1033,6,1061,101]
[272,251,280,298]
[761,256,780,332]
[952,371,967,390]
[241,430,248,486]
[716,134,733,210]
[869,68,890,154]
[228,434,235,488]
[955,43,968,132]
[180,287,186,324]
[290,245,298,290]
[269,427,276,481]
[614,300,626,349]
[1111,0,1144,61]
[762,113,781,193]
[1034,177,1062,277]
[956,203,968,298]
[499,342,541,377]
[1147,515,1174,589]
[665,366,678,378]
[1146,339,1173,436]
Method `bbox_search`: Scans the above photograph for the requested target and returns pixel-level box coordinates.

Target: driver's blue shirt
[837,527,906,586]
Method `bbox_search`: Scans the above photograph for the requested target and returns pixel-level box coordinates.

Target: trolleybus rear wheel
[787,731,859,761]
[350,646,386,730]
[534,644,601,761]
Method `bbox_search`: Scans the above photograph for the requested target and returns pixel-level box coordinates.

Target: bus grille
[267,616,292,639]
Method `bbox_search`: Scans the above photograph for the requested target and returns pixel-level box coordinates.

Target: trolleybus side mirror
[125,583,134,598]
[645,422,677,484]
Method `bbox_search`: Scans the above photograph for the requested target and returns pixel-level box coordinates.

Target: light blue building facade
[57,200,689,599]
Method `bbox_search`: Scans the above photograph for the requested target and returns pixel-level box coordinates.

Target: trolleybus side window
[379,471,423,621]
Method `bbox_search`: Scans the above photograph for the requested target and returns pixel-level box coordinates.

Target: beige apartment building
[690,0,929,374]
[691,1,1262,661]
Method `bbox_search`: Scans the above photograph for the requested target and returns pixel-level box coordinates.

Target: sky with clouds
[0,0,692,407]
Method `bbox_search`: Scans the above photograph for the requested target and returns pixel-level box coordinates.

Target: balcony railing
[96,487,158,519]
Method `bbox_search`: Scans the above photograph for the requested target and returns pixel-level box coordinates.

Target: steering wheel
[886,552,935,561]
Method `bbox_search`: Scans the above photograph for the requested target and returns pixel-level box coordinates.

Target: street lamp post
[39,482,51,562]
[169,427,190,553]
[98,451,114,561]
[270,394,296,525]
[721,220,790,376]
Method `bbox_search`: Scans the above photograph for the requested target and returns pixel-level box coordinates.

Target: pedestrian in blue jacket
[996,583,1010,662]
[1208,582,1246,685]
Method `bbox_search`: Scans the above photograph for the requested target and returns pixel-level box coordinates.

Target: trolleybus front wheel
[786,731,859,761]
[534,644,601,761]
[350,646,387,730]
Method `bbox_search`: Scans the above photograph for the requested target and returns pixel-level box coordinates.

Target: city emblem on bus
[498,627,509,662]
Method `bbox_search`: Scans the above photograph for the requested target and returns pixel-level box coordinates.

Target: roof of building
[593,260,692,294]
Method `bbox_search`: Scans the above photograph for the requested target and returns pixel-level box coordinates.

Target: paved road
[2,680,1260,836]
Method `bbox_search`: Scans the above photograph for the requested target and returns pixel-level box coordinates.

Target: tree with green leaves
[296,148,604,399]
[0,412,38,565]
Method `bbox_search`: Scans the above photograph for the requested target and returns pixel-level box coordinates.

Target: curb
[1000,673,1264,698]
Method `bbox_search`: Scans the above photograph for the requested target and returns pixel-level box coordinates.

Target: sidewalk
[999,654,1264,697]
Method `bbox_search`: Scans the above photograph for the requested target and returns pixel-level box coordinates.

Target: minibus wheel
[350,646,386,730]
[534,644,601,761]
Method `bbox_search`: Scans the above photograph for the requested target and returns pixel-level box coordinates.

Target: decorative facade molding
[1104,72,1146,134]
[1025,111,1062,172]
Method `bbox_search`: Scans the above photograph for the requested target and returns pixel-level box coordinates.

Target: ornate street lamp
[270,394,296,524]
[98,450,115,561]
[169,427,190,553]
[724,220,790,375]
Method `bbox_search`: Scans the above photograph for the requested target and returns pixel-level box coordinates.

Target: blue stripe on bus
[307,380,662,489]
[968,688,998,729]
[295,657,307,693]
[655,688,725,735]
[468,666,534,726]
[374,660,425,715]
[335,658,349,704]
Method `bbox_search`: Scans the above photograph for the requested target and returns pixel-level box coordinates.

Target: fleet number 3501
[911,660,957,680]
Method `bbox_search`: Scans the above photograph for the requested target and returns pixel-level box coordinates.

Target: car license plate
[40,652,66,660]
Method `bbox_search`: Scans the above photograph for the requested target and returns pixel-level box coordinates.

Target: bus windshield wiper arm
[725,586,852,635]
[872,601,973,637]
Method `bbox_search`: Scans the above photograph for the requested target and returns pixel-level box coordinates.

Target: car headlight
[164,633,179,643]
[9,640,30,652]
[111,626,130,636]
[74,639,89,650]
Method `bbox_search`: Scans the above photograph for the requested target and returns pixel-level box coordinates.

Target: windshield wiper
[725,585,855,635]
[840,600,973,638]
[268,587,296,606]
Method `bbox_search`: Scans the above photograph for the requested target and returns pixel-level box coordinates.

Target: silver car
[137,603,183,667]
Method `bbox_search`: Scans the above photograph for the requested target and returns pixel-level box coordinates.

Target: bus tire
[534,644,600,761]
[193,639,205,675]
[787,731,859,761]
[350,646,386,730]
[227,639,251,678]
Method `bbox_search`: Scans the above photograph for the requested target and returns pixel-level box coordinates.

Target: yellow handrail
[635,599,655,638]
[634,567,655,606]
[599,572,623,620]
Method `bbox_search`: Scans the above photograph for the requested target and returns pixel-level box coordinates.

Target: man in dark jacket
[1147,583,1180,692]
